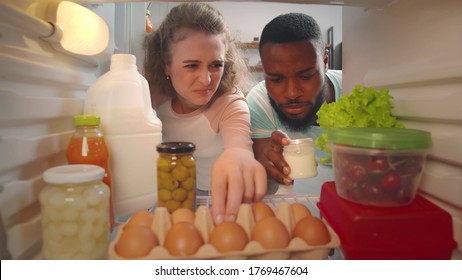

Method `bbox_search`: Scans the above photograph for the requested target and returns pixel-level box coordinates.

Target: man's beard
[269,84,326,132]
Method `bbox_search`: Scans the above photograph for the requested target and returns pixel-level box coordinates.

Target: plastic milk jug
[84,54,162,218]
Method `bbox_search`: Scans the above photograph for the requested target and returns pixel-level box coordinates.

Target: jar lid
[43,164,105,184]
[73,115,100,126]
[288,138,314,145]
[157,142,196,153]
[326,127,432,150]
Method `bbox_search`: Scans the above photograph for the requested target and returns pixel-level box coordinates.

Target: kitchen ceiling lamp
[44,1,110,56]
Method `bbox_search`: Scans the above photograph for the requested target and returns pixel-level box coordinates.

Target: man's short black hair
[259,13,324,54]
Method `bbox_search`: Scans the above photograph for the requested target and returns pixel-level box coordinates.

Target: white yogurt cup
[283,138,318,179]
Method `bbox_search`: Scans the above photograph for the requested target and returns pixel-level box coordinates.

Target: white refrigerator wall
[343,0,462,251]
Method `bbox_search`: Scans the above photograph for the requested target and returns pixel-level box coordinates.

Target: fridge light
[45,1,109,56]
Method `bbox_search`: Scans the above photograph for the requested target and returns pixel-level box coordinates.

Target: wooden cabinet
[237,42,259,49]
[237,42,332,73]
[237,42,263,72]
[248,65,263,72]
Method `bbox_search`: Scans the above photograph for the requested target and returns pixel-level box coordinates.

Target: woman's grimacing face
[165,28,226,114]
[261,40,328,124]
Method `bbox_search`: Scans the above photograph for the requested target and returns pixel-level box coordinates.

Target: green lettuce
[316,85,404,164]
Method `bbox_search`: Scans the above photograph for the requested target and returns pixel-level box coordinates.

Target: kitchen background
[88,1,343,90]
[1,0,461,260]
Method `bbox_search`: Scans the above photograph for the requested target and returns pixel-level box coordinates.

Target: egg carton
[108,201,340,260]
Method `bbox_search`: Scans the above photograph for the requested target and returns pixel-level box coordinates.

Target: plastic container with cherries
[327,127,432,207]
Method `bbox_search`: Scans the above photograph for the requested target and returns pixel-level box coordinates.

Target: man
[247,13,342,186]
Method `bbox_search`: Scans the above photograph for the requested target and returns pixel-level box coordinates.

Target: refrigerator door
[0,0,112,259]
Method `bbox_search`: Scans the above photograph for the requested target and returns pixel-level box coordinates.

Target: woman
[144,2,267,224]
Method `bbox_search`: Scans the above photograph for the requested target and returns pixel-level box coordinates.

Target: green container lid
[327,127,432,150]
[73,115,100,126]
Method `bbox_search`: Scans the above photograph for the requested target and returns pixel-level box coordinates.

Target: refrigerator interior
[0,0,461,259]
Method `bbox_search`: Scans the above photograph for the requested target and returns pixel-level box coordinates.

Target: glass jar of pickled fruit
[156,142,196,213]
[39,164,110,259]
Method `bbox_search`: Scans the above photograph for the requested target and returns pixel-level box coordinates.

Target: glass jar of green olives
[156,142,196,213]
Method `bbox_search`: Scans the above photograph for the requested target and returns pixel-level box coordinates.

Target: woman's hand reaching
[210,147,267,225]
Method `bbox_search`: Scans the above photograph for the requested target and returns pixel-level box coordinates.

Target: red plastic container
[318,181,457,260]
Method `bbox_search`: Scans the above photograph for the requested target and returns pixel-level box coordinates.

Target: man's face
[261,39,328,131]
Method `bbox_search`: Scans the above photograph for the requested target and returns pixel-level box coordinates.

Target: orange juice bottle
[146,9,154,33]
[66,115,114,230]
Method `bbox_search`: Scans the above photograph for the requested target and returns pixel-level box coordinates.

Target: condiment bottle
[156,142,196,213]
[283,138,318,179]
[146,9,154,33]
[39,164,110,259]
[66,115,114,230]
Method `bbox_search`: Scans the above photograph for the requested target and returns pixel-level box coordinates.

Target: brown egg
[208,221,249,253]
[290,203,312,224]
[171,208,196,224]
[115,225,158,258]
[252,202,275,223]
[293,216,331,246]
[251,216,290,249]
[163,221,204,256]
[125,210,154,228]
